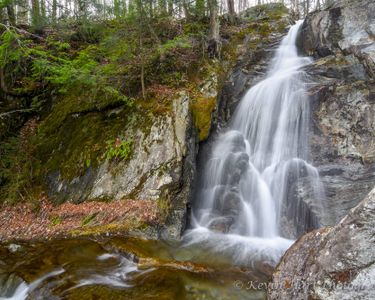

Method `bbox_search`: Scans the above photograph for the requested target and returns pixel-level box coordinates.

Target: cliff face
[289,0,375,233]
[46,92,197,240]
[269,1,375,298]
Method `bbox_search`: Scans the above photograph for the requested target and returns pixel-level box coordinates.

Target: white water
[185,20,324,264]
[0,269,64,300]
[0,253,147,300]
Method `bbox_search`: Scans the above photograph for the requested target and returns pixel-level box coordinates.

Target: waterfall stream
[185,20,325,264]
[0,20,328,300]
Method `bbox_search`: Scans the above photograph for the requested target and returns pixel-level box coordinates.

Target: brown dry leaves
[0,198,158,242]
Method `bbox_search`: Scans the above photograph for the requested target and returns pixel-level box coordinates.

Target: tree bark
[195,0,205,19]
[182,0,190,19]
[6,3,16,26]
[17,0,29,25]
[316,0,321,10]
[168,0,173,15]
[31,0,40,27]
[207,0,220,58]
[52,0,57,23]
[227,0,235,23]
[140,35,145,100]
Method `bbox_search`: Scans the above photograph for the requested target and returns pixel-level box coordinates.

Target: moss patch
[191,96,216,141]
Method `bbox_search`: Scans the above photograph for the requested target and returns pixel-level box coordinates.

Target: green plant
[50,215,61,226]
[0,30,24,68]
[158,36,192,56]
[81,213,98,226]
[105,138,133,161]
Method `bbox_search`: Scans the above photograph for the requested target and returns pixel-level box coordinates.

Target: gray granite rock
[47,92,197,240]
[268,186,375,300]
[293,0,375,230]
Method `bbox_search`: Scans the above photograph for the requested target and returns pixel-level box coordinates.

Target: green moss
[36,113,115,179]
[191,96,216,141]
[157,197,171,223]
[69,216,145,237]
[258,22,272,36]
[242,3,288,21]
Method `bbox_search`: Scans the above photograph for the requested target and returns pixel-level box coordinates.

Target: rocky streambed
[0,237,271,300]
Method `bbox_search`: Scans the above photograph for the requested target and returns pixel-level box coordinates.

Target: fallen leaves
[0,198,159,242]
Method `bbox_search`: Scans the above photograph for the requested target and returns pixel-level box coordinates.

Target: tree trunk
[40,0,46,23]
[168,0,173,15]
[182,0,190,19]
[227,0,235,23]
[305,0,310,16]
[52,0,57,23]
[17,0,29,25]
[148,0,153,18]
[207,0,220,58]
[140,35,146,100]
[316,0,321,10]
[158,0,167,15]
[294,0,300,18]
[6,3,16,26]
[195,0,205,19]
[31,0,40,27]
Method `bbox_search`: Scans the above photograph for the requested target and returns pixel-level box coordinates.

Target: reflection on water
[0,237,269,300]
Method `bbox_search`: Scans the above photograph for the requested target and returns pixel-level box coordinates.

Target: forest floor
[0,197,159,242]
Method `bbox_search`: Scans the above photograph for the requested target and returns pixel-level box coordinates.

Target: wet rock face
[269,186,375,300]
[47,93,197,240]
[295,0,375,228]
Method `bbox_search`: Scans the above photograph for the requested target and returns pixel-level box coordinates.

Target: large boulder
[46,92,197,240]
[268,186,375,300]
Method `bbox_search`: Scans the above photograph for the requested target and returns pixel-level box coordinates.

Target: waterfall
[184,21,325,264]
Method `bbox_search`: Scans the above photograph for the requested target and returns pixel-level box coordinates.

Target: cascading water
[184,20,325,265]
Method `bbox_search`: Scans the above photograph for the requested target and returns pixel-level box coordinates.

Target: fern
[105,138,133,161]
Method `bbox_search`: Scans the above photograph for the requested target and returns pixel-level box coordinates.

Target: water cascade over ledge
[184,20,325,265]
